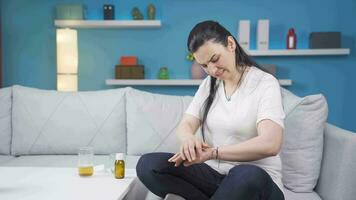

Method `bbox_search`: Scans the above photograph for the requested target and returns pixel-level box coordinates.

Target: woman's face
[193,36,237,80]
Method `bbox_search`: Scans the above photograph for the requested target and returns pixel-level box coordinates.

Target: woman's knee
[228,164,270,189]
[229,164,266,176]
[136,152,173,180]
[212,165,275,199]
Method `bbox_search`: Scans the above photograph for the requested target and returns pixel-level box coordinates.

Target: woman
[136,20,285,200]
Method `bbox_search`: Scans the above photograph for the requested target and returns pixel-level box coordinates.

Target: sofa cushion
[0,87,12,155]
[281,89,328,192]
[0,155,14,164]
[284,187,321,200]
[144,187,323,200]
[126,88,193,155]
[11,85,127,155]
[147,188,320,200]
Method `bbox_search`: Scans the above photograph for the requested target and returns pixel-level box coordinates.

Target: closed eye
[199,54,219,68]
[211,56,219,63]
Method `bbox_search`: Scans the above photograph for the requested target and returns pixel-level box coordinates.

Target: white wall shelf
[54,20,161,28]
[247,48,350,56]
[106,79,292,86]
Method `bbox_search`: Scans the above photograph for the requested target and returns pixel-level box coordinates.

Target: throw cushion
[0,87,12,155]
[126,88,193,155]
[281,88,328,192]
[11,85,127,155]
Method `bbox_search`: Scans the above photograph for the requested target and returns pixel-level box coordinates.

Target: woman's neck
[224,67,245,87]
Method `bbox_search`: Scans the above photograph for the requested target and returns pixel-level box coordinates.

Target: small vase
[191,61,206,79]
[147,4,156,20]
[158,67,169,79]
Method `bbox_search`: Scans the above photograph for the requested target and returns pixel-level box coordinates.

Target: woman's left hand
[168,144,213,167]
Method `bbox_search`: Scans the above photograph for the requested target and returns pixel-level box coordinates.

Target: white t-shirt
[185,66,285,192]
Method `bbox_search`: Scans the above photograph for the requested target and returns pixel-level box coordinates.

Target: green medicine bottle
[115,153,125,179]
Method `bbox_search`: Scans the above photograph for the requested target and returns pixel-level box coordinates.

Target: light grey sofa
[0,85,355,200]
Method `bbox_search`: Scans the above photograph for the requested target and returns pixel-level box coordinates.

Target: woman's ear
[227,36,236,52]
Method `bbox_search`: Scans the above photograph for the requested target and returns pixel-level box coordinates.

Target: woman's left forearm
[215,120,284,162]
[215,134,281,162]
[197,120,283,163]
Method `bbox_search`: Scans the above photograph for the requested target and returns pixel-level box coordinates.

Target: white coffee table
[0,166,137,200]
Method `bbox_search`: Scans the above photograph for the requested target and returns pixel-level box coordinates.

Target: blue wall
[1,0,356,132]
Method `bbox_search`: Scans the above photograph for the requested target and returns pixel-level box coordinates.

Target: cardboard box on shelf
[115,65,144,79]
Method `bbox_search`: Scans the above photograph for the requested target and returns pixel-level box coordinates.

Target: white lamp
[56,28,78,91]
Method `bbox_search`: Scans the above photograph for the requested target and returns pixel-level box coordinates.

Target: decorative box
[238,20,250,50]
[257,19,269,50]
[56,4,86,20]
[120,56,138,66]
[309,32,341,49]
[261,64,276,76]
[115,65,144,79]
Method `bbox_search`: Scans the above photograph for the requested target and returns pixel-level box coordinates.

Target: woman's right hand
[179,135,208,162]
[175,114,208,163]
[169,141,211,167]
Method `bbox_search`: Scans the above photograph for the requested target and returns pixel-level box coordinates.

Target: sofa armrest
[315,123,356,200]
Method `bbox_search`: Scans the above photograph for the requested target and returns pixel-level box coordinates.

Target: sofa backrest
[11,85,127,155]
[125,88,193,155]
[0,87,12,155]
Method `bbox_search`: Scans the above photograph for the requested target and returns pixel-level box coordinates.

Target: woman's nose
[207,62,216,71]
[208,63,219,73]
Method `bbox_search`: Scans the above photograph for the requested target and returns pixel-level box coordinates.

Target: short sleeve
[256,75,286,129]
[185,77,210,120]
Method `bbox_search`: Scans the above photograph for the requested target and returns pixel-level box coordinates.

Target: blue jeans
[136,152,285,200]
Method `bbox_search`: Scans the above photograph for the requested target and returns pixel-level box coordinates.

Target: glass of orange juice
[78,147,94,176]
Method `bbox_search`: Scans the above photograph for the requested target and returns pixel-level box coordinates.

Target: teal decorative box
[56,4,86,20]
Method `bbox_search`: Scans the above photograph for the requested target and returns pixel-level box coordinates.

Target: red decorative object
[287,28,297,49]
[120,56,137,66]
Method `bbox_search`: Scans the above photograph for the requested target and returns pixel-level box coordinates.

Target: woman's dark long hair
[187,20,264,142]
